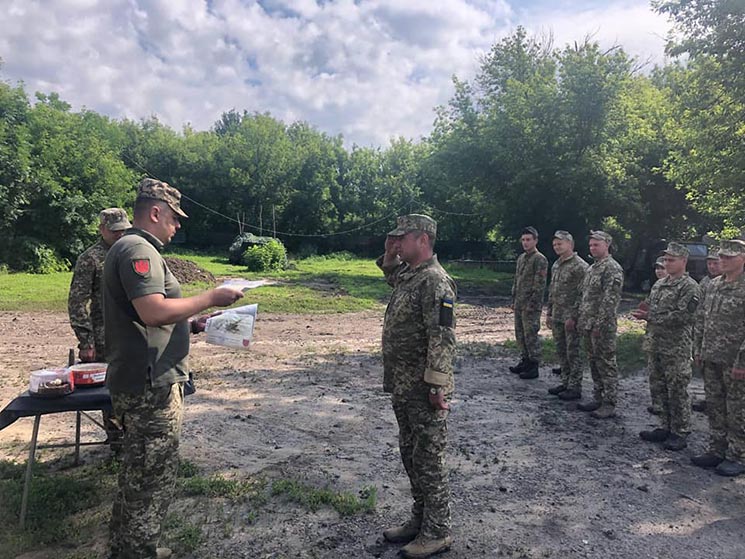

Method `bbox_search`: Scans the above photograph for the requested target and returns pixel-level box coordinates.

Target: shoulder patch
[439,297,454,327]
[132,258,151,277]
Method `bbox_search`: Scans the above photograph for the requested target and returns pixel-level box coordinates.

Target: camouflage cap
[99,208,131,231]
[521,226,539,238]
[553,230,573,242]
[706,248,720,260]
[136,178,188,218]
[718,239,745,257]
[654,256,665,268]
[589,230,612,245]
[388,214,437,238]
[663,241,689,258]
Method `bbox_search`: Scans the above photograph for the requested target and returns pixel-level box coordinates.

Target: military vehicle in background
[625,239,709,291]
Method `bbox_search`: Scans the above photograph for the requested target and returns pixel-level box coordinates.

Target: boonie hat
[99,208,131,231]
[663,241,689,258]
[136,178,188,218]
[553,230,573,242]
[718,239,745,257]
[388,214,437,238]
[589,230,612,245]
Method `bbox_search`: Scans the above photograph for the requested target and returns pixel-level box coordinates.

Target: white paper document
[205,304,258,349]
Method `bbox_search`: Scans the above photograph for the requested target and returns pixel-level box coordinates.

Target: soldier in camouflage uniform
[691,239,745,477]
[633,243,700,451]
[546,230,588,401]
[378,214,456,559]
[69,208,131,443]
[576,231,624,419]
[69,208,131,361]
[104,179,244,559]
[692,251,720,413]
[509,226,548,380]
[643,257,668,416]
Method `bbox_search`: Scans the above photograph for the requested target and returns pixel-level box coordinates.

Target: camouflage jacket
[578,255,624,332]
[694,274,745,365]
[378,254,457,399]
[547,253,588,322]
[646,274,700,356]
[68,239,109,353]
[512,250,548,310]
[699,275,712,293]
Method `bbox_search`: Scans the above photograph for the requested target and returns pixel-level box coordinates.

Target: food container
[29,368,74,398]
[69,362,108,387]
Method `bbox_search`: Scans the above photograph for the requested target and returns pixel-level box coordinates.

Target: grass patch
[271,479,377,516]
[0,250,507,314]
[181,474,267,502]
[163,514,204,554]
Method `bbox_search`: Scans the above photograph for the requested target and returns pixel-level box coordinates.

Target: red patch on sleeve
[132,259,150,276]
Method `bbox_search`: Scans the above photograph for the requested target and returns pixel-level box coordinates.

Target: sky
[0,0,674,147]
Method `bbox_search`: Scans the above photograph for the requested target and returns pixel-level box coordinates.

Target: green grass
[271,479,377,516]
[0,251,510,313]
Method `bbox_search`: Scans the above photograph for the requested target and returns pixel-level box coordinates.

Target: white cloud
[0,0,672,146]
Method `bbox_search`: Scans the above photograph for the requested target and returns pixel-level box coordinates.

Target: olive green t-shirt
[103,228,189,394]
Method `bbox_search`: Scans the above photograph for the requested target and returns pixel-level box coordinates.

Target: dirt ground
[1,300,744,559]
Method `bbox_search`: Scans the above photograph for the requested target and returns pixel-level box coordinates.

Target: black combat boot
[691,452,723,469]
[519,360,539,379]
[663,434,687,451]
[548,384,567,395]
[715,460,745,477]
[558,388,581,401]
[639,428,670,442]
[509,358,528,374]
[551,367,562,376]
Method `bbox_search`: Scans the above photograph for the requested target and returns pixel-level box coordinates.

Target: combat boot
[558,388,581,401]
[383,518,421,543]
[692,400,707,413]
[509,358,528,374]
[548,384,566,395]
[663,434,687,451]
[715,459,745,477]
[691,452,723,469]
[639,428,670,442]
[591,404,616,419]
[577,400,601,412]
[401,534,453,558]
[552,367,562,376]
[519,360,539,379]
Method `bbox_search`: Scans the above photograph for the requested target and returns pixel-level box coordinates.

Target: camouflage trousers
[647,352,692,435]
[109,383,184,559]
[551,320,583,391]
[392,396,451,539]
[514,304,542,362]
[646,353,664,414]
[582,328,618,406]
[702,361,745,462]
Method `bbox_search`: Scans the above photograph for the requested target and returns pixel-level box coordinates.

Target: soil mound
[164,257,216,284]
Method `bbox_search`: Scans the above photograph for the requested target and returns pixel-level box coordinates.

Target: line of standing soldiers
[509,227,745,477]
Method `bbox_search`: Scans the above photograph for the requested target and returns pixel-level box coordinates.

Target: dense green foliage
[0,1,741,272]
[242,238,288,272]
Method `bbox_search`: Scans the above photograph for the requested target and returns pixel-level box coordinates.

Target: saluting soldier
[509,226,548,380]
[546,230,588,401]
[378,214,456,559]
[692,239,745,476]
[576,231,624,419]
[633,243,700,451]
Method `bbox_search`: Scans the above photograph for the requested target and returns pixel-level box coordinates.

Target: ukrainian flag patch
[439,297,454,327]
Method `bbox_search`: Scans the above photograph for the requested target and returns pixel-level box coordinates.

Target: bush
[8,238,71,274]
[243,239,287,272]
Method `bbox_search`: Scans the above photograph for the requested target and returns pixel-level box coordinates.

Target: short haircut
[413,230,435,250]
[133,197,167,219]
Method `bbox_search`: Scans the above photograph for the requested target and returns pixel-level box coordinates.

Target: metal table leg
[20,414,41,529]
[74,411,81,466]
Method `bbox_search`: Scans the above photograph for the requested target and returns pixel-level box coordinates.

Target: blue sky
[0,0,673,146]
